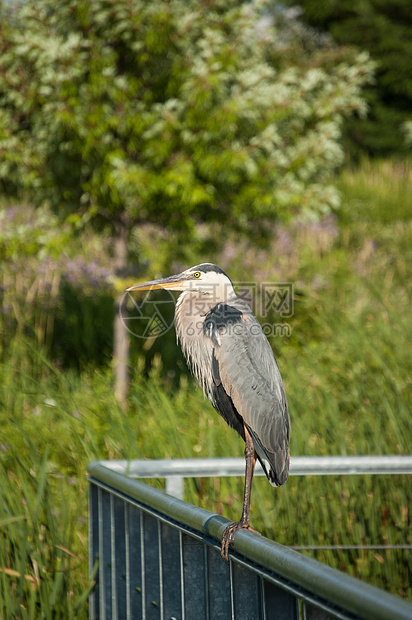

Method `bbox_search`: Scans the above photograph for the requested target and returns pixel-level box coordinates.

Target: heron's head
[127,263,235,300]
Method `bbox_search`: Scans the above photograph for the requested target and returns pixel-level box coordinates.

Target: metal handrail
[91,454,412,476]
[87,460,412,620]
[90,454,412,499]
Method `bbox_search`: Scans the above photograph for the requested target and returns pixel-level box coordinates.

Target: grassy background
[1,158,411,617]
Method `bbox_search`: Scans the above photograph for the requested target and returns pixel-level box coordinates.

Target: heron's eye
[194,272,201,278]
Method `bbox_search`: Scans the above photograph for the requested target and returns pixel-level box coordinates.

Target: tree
[280,0,412,157]
[0,0,373,402]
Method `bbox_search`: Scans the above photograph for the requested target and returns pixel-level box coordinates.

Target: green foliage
[281,0,412,157]
[0,436,94,618]
[337,157,412,223]
[1,158,412,615]
[0,204,69,363]
[0,0,373,247]
[0,203,115,370]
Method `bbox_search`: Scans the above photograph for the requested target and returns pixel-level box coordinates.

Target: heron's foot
[221,521,260,561]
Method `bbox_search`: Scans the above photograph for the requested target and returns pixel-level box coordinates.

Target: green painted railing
[87,460,412,620]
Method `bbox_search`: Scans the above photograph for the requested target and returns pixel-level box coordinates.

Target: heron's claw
[220,521,260,561]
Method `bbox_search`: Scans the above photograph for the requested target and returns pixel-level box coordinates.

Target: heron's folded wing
[208,299,290,486]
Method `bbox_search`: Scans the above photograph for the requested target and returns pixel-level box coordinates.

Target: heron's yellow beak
[126,273,188,292]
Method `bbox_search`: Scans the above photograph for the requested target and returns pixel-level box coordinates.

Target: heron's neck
[175,290,218,319]
[174,291,215,394]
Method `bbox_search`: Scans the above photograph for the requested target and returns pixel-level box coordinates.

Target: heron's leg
[221,425,257,561]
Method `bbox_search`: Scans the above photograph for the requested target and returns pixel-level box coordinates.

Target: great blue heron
[127,263,290,560]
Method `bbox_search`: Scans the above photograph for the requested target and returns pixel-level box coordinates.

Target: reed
[1,157,411,615]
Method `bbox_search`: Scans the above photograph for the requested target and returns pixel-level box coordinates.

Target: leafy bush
[0,204,115,371]
[281,0,412,157]
[0,0,373,247]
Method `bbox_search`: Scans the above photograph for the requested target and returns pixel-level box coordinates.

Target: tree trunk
[113,219,130,408]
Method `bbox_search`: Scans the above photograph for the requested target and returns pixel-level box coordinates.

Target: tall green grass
[1,157,411,614]
[337,157,412,223]
[0,433,93,619]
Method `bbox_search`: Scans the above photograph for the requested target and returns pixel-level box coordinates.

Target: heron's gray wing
[205,298,290,486]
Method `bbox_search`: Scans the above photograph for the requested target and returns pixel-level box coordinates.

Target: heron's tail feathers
[249,427,289,487]
[261,450,289,487]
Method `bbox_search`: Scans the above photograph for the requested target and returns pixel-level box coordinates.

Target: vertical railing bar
[179,530,185,620]
[158,519,164,620]
[111,494,118,620]
[203,541,210,620]
[302,599,307,620]
[227,549,353,619]
[125,503,131,620]
[140,508,146,620]
[260,577,267,620]
[98,486,106,620]
[229,558,235,620]
[165,475,184,500]
[88,483,94,620]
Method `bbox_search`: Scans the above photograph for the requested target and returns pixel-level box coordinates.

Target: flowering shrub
[0,0,374,242]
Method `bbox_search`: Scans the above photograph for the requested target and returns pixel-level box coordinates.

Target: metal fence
[88,458,412,620]
[89,454,412,500]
